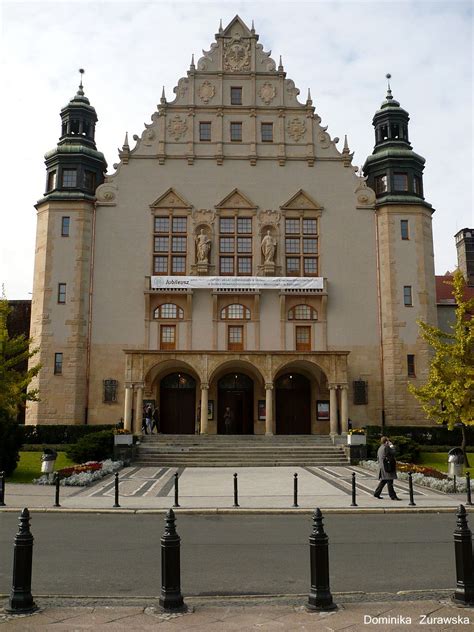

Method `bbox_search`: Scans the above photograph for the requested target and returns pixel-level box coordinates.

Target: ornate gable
[150,188,192,210]
[215,188,258,210]
[280,190,323,211]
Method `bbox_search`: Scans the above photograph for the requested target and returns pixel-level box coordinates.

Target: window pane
[62,170,77,187]
[286,258,300,274]
[54,353,63,375]
[199,122,211,141]
[154,217,169,233]
[228,326,243,343]
[296,327,310,343]
[237,257,252,274]
[292,305,312,320]
[57,283,66,304]
[161,304,178,318]
[103,379,118,403]
[303,238,318,254]
[225,304,244,319]
[403,285,413,306]
[231,87,242,105]
[237,218,252,234]
[304,258,318,275]
[61,216,70,237]
[48,171,57,191]
[220,257,234,274]
[230,122,242,141]
[161,326,175,342]
[286,238,300,254]
[84,170,96,191]
[220,237,235,253]
[172,217,187,233]
[220,218,235,233]
[393,173,408,191]
[261,123,273,142]
[171,256,186,273]
[285,219,300,234]
[154,256,168,274]
[172,237,186,252]
[400,220,409,240]
[154,237,169,252]
[414,176,422,195]
[237,237,252,253]
[375,175,387,194]
[303,219,317,235]
[407,354,416,377]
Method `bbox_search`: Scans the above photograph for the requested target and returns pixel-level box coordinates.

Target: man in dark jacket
[374,436,401,500]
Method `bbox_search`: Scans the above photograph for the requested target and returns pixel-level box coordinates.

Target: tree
[409,269,474,465]
[0,290,41,419]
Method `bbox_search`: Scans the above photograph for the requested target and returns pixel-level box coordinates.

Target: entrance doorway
[160,372,196,434]
[275,373,311,434]
[217,373,254,434]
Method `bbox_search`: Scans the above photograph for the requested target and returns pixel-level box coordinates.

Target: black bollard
[0,471,5,506]
[307,508,337,611]
[466,473,473,506]
[233,472,239,508]
[350,472,357,507]
[159,508,186,611]
[6,508,38,614]
[408,472,416,506]
[173,472,180,508]
[293,473,299,508]
[452,504,474,605]
[113,472,120,508]
[54,473,61,508]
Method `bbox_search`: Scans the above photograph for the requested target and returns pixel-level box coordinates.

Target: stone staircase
[134,435,349,467]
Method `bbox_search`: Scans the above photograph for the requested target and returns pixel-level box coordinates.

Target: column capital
[328,383,338,391]
[265,382,274,390]
[135,382,145,390]
[200,383,209,390]
[339,384,348,391]
[124,382,134,390]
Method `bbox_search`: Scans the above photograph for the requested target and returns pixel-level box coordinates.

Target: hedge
[365,425,474,447]
[66,430,114,462]
[20,425,114,445]
[0,412,23,475]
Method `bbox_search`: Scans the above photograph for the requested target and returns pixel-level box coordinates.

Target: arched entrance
[217,373,254,435]
[160,372,196,434]
[275,373,311,434]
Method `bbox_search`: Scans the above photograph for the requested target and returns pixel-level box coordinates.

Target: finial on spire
[190,54,195,70]
[251,19,255,34]
[278,55,283,71]
[219,19,223,33]
[385,72,393,100]
[122,131,129,150]
[161,85,166,104]
[306,88,312,105]
[78,68,85,96]
[343,134,349,152]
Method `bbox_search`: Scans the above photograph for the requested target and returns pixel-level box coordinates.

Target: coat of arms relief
[167,115,187,141]
[258,82,276,104]
[197,81,215,104]
[224,34,251,71]
[287,118,306,142]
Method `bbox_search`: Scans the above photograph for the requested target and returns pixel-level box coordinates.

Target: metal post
[307,508,337,611]
[54,473,61,508]
[0,471,5,506]
[454,475,457,495]
[233,472,239,508]
[159,509,186,611]
[6,508,37,614]
[113,472,120,508]
[350,472,357,507]
[466,473,473,506]
[173,472,180,508]
[293,473,299,508]
[452,504,474,605]
[408,472,416,506]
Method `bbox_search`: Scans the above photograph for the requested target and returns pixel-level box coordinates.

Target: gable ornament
[197,80,216,104]
[258,82,276,104]
[224,34,251,72]
[167,115,187,141]
[287,117,306,142]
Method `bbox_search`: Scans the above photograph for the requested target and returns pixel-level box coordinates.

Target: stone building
[26,16,437,434]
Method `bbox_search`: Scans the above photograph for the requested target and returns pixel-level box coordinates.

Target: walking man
[374,436,401,500]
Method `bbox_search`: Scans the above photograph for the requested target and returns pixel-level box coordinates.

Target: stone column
[265,383,273,436]
[340,385,349,434]
[124,384,133,432]
[329,385,338,436]
[134,384,144,435]
[200,383,209,434]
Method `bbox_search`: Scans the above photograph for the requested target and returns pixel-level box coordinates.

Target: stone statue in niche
[196,228,211,263]
[261,230,276,264]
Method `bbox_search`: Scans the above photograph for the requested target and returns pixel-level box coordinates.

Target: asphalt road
[0,513,457,597]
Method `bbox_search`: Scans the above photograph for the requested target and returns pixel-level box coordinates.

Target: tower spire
[385,72,393,101]
[78,68,85,96]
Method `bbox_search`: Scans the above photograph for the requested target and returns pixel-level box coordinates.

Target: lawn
[6,451,76,484]
[417,452,474,475]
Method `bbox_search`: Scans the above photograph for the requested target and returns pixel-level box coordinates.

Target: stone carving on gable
[215,188,257,210]
[355,176,376,208]
[258,82,276,104]
[256,43,276,71]
[285,79,300,99]
[96,183,118,206]
[257,209,281,229]
[191,208,216,228]
[287,117,306,142]
[197,42,218,71]
[175,77,189,100]
[281,190,323,211]
[224,34,251,71]
[197,80,216,104]
[318,126,332,149]
[167,115,187,141]
[150,188,192,210]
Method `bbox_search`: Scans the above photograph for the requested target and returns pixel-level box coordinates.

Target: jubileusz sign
[151,276,324,290]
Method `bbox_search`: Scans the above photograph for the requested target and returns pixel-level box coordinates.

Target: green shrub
[21,424,113,445]
[66,430,114,462]
[365,425,473,447]
[0,411,23,475]
[366,435,420,464]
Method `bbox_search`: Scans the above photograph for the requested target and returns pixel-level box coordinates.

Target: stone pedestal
[196,262,209,275]
[263,262,275,276]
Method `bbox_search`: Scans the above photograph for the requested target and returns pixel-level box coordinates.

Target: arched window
[154,303,184,319]
[288,304,317,321]
[220,304,250,320]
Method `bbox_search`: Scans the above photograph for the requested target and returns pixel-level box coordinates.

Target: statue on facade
[261,230,276,264]
[196,228,211,263]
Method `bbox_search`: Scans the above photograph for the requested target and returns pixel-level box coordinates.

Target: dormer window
[375,174,387,194]
[231,87,242,105]
[62,169,77,188]
[393,173,408,191]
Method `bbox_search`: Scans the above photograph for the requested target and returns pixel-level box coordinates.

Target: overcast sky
[1,0,472,299]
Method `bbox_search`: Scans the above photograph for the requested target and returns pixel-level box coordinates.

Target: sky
[1,0,472,299]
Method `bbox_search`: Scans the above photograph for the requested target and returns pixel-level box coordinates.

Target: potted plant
[347,428,366,445]
[114,429,133,445]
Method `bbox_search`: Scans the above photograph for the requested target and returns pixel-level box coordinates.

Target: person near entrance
[224,407,233,434]
[152,406,160,434]
[374,436,401,500]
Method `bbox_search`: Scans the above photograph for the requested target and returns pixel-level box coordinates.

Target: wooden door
[275,373,311,434]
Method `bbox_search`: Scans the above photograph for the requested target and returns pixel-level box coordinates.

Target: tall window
[228,325,243,351]
[54,353,63,375]
[199,122,211,141]
[285,217,318,276]
[288,305,317,320]
[154,303,184,319]
[407,354,416,377]
[393,173,408,191]
[103,379,118,403]
[221,304,250,319]
[61,216,70,237]
[295,326,311,351]
[47,171,57,192]
[153,216,187,275]
[375,175,387,194]
[414,175,422,195]
[261,123,273,142]
[62,169,77,188]
[403,285,413,306]
[84,170,96,192]
[219,217,252,275]
[231,87,242,105]
[160,325,176,350]
[230,122,242,142]
[400,220,409,240]
[57,283,67,304]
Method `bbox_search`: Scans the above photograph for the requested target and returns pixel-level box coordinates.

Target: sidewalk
[1,595,472,630]
[1,465,470,514]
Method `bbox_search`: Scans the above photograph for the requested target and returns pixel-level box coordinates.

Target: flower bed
[359,460,467,493]
[34,459,122,486]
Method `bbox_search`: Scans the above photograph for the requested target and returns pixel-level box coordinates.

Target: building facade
[27,16,437,434]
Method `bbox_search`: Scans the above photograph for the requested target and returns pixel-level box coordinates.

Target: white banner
[151,276,324,290]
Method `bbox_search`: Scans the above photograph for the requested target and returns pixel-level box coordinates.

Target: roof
[436,274,474,304]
